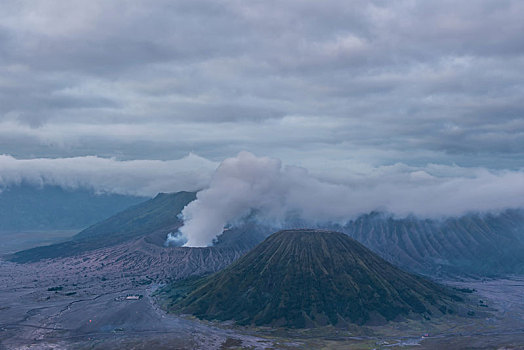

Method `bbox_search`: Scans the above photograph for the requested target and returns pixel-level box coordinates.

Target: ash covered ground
[1,237,524,349]
[0,238,268,350]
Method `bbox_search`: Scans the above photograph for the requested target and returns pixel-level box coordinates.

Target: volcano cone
[162,229,461,328]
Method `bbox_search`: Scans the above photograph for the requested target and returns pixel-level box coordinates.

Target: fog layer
[0,154,217,197]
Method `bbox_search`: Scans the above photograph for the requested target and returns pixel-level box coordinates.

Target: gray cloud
[0,0,523,168]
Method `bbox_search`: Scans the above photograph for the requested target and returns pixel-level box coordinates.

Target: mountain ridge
[160,229,463,328]
[9,189,524,278]
[8,191,196,263]
[340,210,524,276]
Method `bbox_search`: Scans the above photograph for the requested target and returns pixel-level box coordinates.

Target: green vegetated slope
[9,191,196,263]
[161,229,462,328]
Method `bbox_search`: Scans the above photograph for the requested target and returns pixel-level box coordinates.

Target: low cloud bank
[2,152,523,247]
[0,154,217,197]
[180,152,524,246]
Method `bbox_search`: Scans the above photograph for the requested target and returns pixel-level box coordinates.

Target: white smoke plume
[180,151,524,247]
[0,153,217,197]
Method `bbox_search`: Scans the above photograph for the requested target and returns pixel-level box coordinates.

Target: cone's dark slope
[162,229,461,328]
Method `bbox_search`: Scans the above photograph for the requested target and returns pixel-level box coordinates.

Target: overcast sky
[1,0,523,185]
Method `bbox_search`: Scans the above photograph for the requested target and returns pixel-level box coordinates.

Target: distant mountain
[0,184,145,231]
[10,185,524,277]
[8,191,196,263]
[339,211,524,276]
[215,211,524,277]
[160,229,462,328]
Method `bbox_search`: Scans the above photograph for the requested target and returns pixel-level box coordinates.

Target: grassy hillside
[160,229,462,328]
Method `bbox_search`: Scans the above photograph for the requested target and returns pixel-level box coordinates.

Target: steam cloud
[0,154,217,197]
[180,152,524,247]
